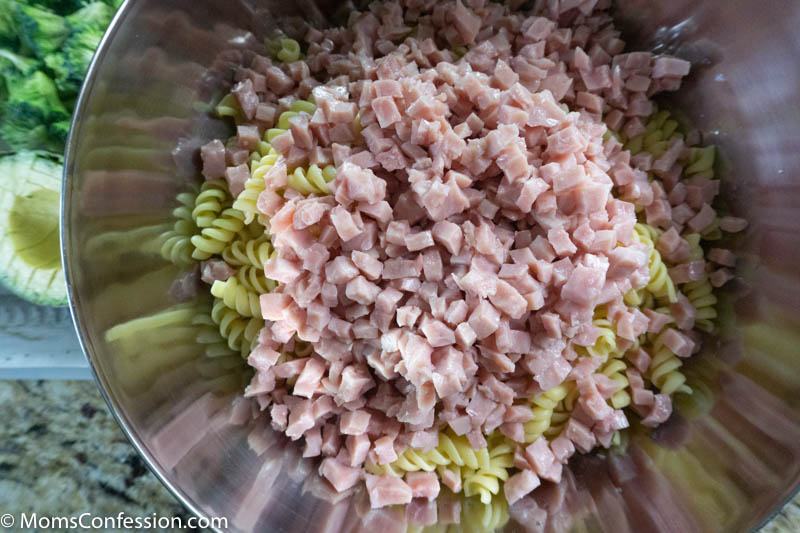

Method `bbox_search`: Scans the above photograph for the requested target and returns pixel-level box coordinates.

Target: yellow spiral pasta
[210,298,263,357]
[647,328,692,395]
[276,37,302,63]
[543,403,570,439]
[685,145,715,177]
[622,110,676,157]
[210,276,262,318]
[287,164,337,195]
[160,191,199,267]
[236,265,278,294]
[523,382,571,443]
[192,179,229,228]
[642,236,678,304]
[600,358,631,409]
[463,439,513,504]
[193,312,237,358]
[682,279,717,333]
[233,151,279,224]
[191,207,246,260]
[585,317,619,359]
[461,493,510,533]
[222,235,276,268]
[215,92,239,119]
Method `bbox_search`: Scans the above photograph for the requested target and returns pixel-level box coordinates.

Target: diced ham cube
[504,470,541,505]
[365,475,413,509]
[406,472,441,501]
[320,458,361,492]
[340,410,371,435]
[661,328,695,358]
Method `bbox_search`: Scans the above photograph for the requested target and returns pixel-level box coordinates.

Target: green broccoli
[0,70,70,152]
[26,0,122,16]
[0,0,19,48]
[44,2,114,97]
[27,0,94,16]
[0,49,41,101]
[66,2,115,33]
[13,4,71,60]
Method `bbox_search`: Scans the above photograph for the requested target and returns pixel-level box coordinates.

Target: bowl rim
[59,2,800,532]
[59,1,220,530]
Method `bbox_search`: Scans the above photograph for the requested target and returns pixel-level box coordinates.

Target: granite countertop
[0,381,205,533]
[0,380,798,533]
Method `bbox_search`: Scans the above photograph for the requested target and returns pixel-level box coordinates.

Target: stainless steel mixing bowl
[62,0,800,531]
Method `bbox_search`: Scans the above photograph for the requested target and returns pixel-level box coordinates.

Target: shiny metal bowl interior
[62,0,800,531]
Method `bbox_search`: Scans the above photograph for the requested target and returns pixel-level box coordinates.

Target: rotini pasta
[623,109,682,157]
[276,37,302,63]
[210,276,263,318]
[600,358,631,409]
[287,164,337,195]
[524,383,571,443]
[211,297,263,357]
[647,329,692,395]
[461,493,510,533]
[160,191,199,267]
[193,312,237,358]
[233,151,279,224]
[236,265,278,294]
[191,207,246,260]
[222,235,276,268]
[682,279,717,333]
[192,179,229,228]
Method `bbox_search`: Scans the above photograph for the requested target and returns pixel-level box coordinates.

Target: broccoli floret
[66,2,115,33]
[48,119,72,146]
[44,31,97,97]
[0,70,69,151]
[0,0,19,48]
[0,49,42,101]
[13,4,71,60]
[44,3,114,98]
[27,0,93,16]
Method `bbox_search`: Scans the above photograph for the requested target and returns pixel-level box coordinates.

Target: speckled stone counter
[0,380,797,532]
[0,381,204,533]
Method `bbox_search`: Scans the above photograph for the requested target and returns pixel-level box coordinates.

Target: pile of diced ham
[198,0,747,511]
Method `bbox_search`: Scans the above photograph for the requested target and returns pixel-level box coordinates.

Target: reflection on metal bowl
[62,0,800,531]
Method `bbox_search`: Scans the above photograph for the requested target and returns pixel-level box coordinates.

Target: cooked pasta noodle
[586,317,619,359]
[192,179,229,228]
[647,329,692,395]
[287,164,337,195]
[191,207,246,260]
[160,191,199,267]
[210,276,262,318]
[600,358,631,409]
[524,383,571,443]
[215,92,239,119]
[233,151,279,224]
[193,312,237,358]
[236,265,278,294]
[276,37,302,63]
[461,493,510,533]
[222,235,276,268]
[683,279,717,333]
[210,297,263,356]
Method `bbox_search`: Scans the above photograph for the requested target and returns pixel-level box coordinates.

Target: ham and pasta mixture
[171,0,748,523]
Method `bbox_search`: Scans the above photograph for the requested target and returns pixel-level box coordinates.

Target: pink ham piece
[320,458,361,492]
[201,140,226,179]
[227,0,706,505]
[660,328,695,358]
[406,471,441,501]
[365,475,414,509]
[504,470,541,505]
